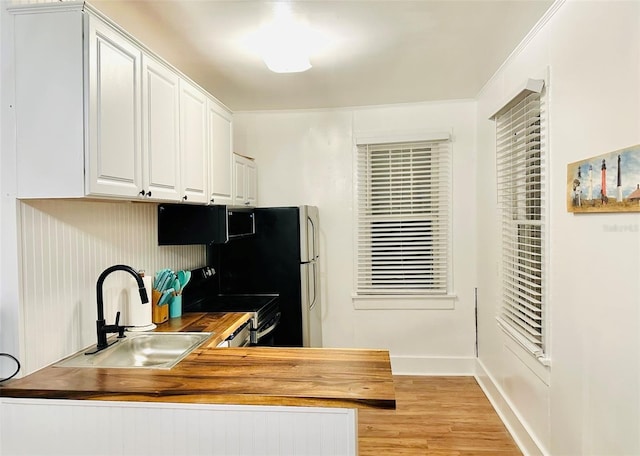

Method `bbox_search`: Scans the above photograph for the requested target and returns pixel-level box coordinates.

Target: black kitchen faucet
[88,265,149,354]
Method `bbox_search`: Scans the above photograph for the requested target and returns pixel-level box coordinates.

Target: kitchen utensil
[158,288,175,306]
[173,277,182,295]
[155,269,175,293]
[178,270,191,292]
[153,269,170,289]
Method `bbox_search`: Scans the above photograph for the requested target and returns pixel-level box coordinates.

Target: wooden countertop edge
[0,390,395,410]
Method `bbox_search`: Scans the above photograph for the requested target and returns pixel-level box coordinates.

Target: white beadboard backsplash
[19,199,205,374]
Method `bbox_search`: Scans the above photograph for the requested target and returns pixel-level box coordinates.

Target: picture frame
[567,144,640,213]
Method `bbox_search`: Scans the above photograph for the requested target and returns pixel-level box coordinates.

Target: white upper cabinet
[233,153,258,207]
[179,80,208,204]
[11,3,240,205]
[141,55,181,201]
[208,101,233,205]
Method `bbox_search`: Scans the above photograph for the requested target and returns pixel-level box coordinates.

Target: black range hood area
[157,204,255,245]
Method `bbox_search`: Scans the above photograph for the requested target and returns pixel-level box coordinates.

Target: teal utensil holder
[169,295,182,318]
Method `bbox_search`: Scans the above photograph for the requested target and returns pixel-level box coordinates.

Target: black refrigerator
[208,206,322,347]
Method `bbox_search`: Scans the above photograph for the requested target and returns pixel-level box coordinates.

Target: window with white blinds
[355,140,450,295]
[495,88,548,361]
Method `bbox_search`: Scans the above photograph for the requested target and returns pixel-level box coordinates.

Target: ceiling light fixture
[255,4,313,73]
[261,25,312,73]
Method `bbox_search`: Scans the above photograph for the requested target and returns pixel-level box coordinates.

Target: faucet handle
[114,311,126,339]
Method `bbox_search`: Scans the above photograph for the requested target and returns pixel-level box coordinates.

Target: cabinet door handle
[183,195,188,201]
[210,198,215,203]
[146,191,152,197]
[139,189,146,196]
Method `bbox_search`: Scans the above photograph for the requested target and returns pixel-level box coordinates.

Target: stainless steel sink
[55,332,212,369]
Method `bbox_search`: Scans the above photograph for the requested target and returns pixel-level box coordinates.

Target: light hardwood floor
[358,376,522,456]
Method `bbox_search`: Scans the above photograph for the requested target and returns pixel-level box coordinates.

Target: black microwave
[158,204,255,245]
[225,207,256,240]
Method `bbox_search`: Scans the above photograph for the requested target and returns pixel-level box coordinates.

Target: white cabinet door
[141,55,181,201]
[179,80,208,203]
[232,153,257,207]
[233,154,247,205]
[208,100,233,205]
[245,158,257,206]
[86,16,142,197]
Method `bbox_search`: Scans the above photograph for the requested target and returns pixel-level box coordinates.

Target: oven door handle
[256,312,281,340]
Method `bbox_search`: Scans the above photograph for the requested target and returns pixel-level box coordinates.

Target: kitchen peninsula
[0,313,395,455]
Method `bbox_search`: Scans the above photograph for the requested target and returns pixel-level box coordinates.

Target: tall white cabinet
[208,102,234,205]
[179,80,208,204]
[87,17,143,197]
[141,55,181,201]
[11,3,245,206]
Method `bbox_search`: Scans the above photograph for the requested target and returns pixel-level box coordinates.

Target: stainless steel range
[182,267,281,345]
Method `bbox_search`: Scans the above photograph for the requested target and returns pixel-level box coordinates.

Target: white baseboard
[474,359,547,456]
[390,355,475,375]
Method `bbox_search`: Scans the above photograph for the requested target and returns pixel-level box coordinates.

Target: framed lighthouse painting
[567,144,640,213]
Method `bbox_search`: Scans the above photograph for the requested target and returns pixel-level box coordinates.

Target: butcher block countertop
[154,311,254,346]
[0,313,396,410]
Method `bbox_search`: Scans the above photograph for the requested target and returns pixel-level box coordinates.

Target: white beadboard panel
[19,199,205,374]
[0,398,358,456]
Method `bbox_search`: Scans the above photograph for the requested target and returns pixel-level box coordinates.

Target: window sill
[352,293,456,310]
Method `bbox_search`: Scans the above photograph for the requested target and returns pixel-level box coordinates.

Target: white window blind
[355,140,450,295]
[495,88,547,360]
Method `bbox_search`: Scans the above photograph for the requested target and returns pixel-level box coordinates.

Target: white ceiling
[91,0,554,111]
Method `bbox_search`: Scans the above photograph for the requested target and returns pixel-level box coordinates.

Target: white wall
[234,100,478,374]
[475,1,640,455]
[0,0,4,367]
[0,0,23,381]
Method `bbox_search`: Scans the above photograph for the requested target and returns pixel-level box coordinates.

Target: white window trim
[352,293,456,310]
[351,129,456,310]
[354,129,451,146]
